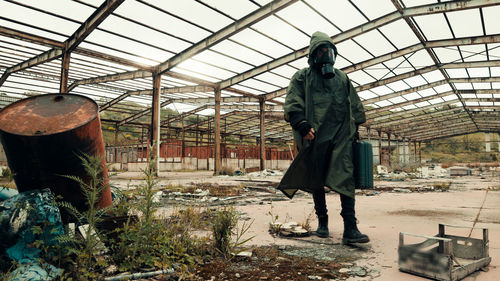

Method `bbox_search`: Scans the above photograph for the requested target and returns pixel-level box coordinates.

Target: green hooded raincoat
[278,31,366,199]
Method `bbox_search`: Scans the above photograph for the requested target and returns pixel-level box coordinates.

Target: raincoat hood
[307,31,337,66]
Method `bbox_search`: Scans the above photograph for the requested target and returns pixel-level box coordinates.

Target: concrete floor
[110,172,500,281]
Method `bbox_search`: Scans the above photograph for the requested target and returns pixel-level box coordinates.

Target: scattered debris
[246,169,284,178]
[269,221,310,237]
[235,251,253,258]
[0,188,64,280]
[0,187,18,201]
[399,224,491,281]
[103,268,175,281]
[8,261,63,281]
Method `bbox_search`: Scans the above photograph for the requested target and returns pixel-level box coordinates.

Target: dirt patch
[387,209,459,217]
[185,245,360,281]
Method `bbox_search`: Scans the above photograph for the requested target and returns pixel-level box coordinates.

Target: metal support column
[396,136,400,165]
[387,132,391,167]
[214,87,222,175]
[181,116,185,161]
[151,72,161,176]
[378,130,382,165]
[259,98,266,171]
[418,141,422,164]
[59,52,71,93]
[196,115,199,170]
[401,138,410,164]
[114,125,119,163]
[414,141,417,164]
[208,123,211,170]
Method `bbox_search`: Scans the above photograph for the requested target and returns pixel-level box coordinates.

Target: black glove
[296,121,313,137]
[288,112,313,137]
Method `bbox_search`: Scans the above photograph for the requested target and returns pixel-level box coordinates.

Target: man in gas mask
[279,31,369,244]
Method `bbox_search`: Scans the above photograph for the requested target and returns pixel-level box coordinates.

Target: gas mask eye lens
[314,45,336,79]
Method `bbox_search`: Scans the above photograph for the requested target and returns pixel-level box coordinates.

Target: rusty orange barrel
[0,93,112,215]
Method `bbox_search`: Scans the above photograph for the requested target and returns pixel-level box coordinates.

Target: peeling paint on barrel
[0,93,112,217]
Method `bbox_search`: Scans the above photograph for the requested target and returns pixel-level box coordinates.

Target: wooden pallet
[398,224,491,281]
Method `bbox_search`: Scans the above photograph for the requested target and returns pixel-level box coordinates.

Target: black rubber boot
[340,194,369,244]
[316,215,329,238]
[312,188,329,238]
[342,218,369,244]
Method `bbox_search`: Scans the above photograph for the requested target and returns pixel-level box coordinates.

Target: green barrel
[353,142,373,189]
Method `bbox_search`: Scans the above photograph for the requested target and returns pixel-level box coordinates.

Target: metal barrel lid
[0,93,98,136]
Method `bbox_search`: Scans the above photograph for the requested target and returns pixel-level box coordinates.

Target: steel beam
[369,100,458,124]
[364,77,500,106]
[99,92,131,111]
[407,124,478,141]
[118,99,172,126]
[214,87,222,175]
[264,88,287,101]
[171,96,256,104]
[59,52,70,93]
[259,99,266,170]
[356,60,500,92]
[124,85,258,99]
[151,72,161,174]
[0,25,150,69]
[161,85,214,94]
[0,0,124,87]
[344,34,500,75]
[69,70,153,91]
[366,91,455,115]
[370,107,464,128]
[156,0,297,75]
[0,48,63,86]
[218,103,282,111]
[386,112,469,131]
[160,105,209,125]
[407,122,478,137]
[218,0,500,90]
[395,117,475,136]
[363,80,447,105]
[65,0,125,52]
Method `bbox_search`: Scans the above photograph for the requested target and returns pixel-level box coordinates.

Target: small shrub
[211,206,254,260]
[57,153,112,280]
[298,210,315,232]
[267,204,282,235]
[111,145,205,272]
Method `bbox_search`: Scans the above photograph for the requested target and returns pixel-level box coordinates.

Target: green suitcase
[353,141,373,189]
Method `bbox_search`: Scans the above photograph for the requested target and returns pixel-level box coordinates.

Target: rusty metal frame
[0,0,499,145]
[0,0,125,87]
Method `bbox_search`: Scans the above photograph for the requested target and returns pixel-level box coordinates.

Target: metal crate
[398,224,491,281]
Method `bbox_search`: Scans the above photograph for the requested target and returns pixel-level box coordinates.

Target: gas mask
[313,44,336,79]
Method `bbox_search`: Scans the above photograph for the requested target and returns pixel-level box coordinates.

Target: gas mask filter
[313,44,336,79]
